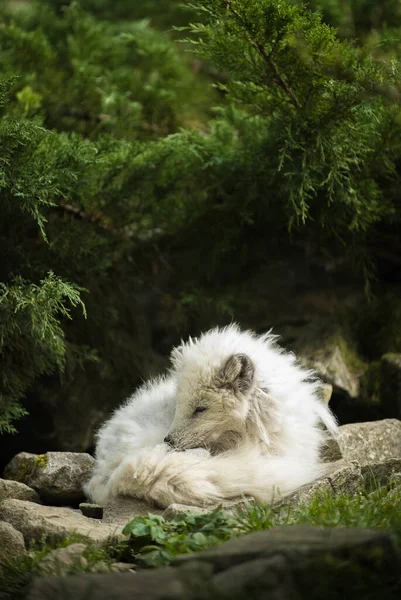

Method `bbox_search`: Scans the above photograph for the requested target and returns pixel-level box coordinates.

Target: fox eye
[193,406,207,416]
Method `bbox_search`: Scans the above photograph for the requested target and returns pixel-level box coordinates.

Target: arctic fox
[84,325,338,508]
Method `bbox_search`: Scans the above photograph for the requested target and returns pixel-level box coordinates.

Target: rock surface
[0,478,41,504]
[280,460,363,509]
[380,353,401,418]
[294,323,365,399]
[79,503,103,519]
[361,458,401,489]
[175,523,397,568]
[102,495,164,527]
[337,419,401,465]
[3,451,94,505]
[26,525,400,600]
[0,499,125,544]
[38,543,88,577]
[0,520,27,564]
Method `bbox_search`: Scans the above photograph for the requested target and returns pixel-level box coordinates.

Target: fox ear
[220,354,255,393]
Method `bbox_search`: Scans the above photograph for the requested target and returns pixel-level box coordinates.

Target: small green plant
[121,508,239,567]
[121,480,401,567]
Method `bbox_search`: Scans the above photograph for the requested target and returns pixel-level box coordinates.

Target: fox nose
[164,435,173,446]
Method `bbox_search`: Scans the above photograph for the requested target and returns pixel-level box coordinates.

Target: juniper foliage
[1,0,401,434]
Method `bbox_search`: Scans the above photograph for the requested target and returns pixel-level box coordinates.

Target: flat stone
[0,499,125,545]
[89,560,136,574]
[325,460,364,493]
[110,562,136,573]
[0,479,41,504]
[27,567,188,600]
[0,520,27,564]
[4,452,94,505]
[173,524,398,571]
[79,503,103,519]
[279,460,363,509]
[102,495,163,528]
[337,419,401,465]
[380,354,401,418]
[212,554,300,599]
[38,543,88,577]
[361,458,401,490]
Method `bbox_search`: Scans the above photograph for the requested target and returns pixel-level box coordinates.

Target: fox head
[165,351,269,453]
[163,325,337,456]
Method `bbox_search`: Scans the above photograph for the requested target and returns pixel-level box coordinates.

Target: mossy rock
[293,321,367,399]
[3,452,94,505]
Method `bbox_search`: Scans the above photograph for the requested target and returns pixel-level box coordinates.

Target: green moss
[35,454,48,469]
[330,334,367,375]
[12,459,35,482]
[13,463,28,483]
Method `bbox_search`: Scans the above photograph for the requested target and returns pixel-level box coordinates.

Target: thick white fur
[85,325,338,508]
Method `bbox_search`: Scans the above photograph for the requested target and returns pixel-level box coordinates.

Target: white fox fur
[85,325,338,508]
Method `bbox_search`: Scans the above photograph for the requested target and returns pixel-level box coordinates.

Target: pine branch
[56,202,161,242]
[57,201,111,230]
[224,0,301,109]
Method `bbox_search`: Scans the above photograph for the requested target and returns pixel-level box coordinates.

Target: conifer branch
[56,202,159,241]
[223,0,300,109]
[58,201,110,230]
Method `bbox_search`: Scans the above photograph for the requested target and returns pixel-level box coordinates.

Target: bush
[1,0,401,435]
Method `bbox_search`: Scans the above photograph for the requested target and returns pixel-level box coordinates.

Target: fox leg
[110,444,225,508]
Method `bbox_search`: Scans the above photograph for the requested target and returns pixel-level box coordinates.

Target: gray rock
[0,520,26,564]
[26,525,399,600]
[79,503,103,519]
[0,478,41,504]
[173,524,398,570]
[38,543,88,577]
[89,560,113,574]
[27,567,188,600]
[294,323,365,399]
[102,495,163,528]
[325,460,364,493]
[4,451,94,505]
[110,562,136,573]
[337,419,401,465]
[280,460,363,509]
[0,499,125,544]
[90,560,136,574]
[212,555,300,600]
[380,353,401,418]
[361,458,401,490]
